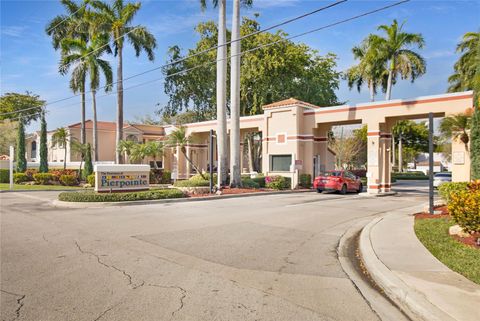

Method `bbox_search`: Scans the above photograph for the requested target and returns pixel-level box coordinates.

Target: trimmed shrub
[174,179,210,187]
[87,174,95,186]
[265,175,291,190]
[299,174,312,189]
[25,169,38,181]
[241,177,260,189]
[149,169,172,184]
[392,172,428,180]
[58,188,185,202]
[60,174,78,186]
[448,182,480,233]
[33,173,54,185]
[0,169,9,183]
[161,170,172,184]
[438,182,469,203]
[242,174,266,188]
[13,173,29,184]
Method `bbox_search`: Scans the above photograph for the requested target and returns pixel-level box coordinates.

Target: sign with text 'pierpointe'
[94,164,150,192]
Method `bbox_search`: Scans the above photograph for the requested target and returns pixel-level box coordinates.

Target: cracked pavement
[1,182,427,320]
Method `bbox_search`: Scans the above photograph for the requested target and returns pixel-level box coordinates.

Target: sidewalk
[360,205,480,321]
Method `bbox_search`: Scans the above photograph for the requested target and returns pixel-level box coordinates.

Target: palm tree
[199,0,227,186]
[60,36,113,163]
[70,139,89,177]
[448,31,480,93]
[345,36,388,101]
[370,19,426,100]
[51,127,70,169]
[144,141,163,168]
[167,127,206,179]
[117,139,136,163]
[440,113,472,151]
[46,0,90,144]
[90,0,157,164]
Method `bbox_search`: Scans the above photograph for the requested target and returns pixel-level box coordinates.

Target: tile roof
[68,120,117,131]
[262,98,320,110]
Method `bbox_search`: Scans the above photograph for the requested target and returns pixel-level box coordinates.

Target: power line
[45,4,84,34]
[0,0,347,117]
[1,0,410,121]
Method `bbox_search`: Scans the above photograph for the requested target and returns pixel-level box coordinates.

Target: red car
[313,170,363,194]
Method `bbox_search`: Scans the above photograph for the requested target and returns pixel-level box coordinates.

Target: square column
[366,123,392,194]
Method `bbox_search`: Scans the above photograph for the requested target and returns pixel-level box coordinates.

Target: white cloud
[424,50,455,59]
[1,25,28,37]
[254,0,300,9]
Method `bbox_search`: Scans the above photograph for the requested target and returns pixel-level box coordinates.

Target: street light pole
[428,112,434,214]
[209,129,214,193]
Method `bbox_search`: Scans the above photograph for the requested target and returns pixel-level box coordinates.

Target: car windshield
[325,171,342,177]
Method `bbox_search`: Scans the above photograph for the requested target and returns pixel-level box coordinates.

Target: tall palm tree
[90,0,157,164]
[46,0,90,144]
[448,31,480,93]
[345,36,388,101]
[370,19,426,100]
[229,0,253,187]
[167,127,206,179]
[440,113,472,151]
[199,0,227,186]
[60,35,113,162]
[51,127,70,169]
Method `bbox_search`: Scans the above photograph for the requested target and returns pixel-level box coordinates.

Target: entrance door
[313,155,321,178]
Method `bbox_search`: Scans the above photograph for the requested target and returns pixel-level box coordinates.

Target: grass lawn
[415,217,480,285]
[0,183,87,191]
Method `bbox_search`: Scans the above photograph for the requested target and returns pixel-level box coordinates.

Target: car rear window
[325,171,342,177]
[435,173,451,177]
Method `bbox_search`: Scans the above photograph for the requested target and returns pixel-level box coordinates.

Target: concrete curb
[359,210,455,321]
[52,189,315,208]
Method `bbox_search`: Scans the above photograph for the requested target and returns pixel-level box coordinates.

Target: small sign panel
[294,159,303,170]
[453,152,465,165]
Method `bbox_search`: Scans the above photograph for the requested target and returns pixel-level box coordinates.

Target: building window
[31,141,37,159]
[126,134,138,143]
[270,154,292,172]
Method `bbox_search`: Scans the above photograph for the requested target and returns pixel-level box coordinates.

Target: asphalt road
[1,183,429,321]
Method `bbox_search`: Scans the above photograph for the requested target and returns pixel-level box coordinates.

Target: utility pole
[428,113,434,214]
[209,130,214,193]
[9,145,14,190]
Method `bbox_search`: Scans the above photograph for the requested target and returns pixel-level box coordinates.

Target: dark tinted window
[270,155,292,172]
[325,171,342,177]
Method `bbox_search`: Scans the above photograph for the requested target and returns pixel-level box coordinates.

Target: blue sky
[1,0,479,132]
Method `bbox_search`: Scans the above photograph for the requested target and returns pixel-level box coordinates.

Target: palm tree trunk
[182,148,206,180]
[385,59,394,100]
[92,90,99,162]
[230,0,241,187]
[63,138,67,170]
[115,45,124,164]
[369,79,375,102]
[247,134,254,173]
[216,0,228,187]
[81,88,86,144]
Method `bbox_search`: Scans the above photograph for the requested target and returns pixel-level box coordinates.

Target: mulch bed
[415,206,479,249]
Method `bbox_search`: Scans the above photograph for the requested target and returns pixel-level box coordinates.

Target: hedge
[392,172,428,180]
[265,175,291,190]
[174,179,210,187]
[299,174,312,189]
[60,174,78,186]
[438,182,469,203]
[0,169,9,183]
[149,169,172,184]
[447,181,480,233]
[242,175,266,188]
[33,173,54,185]
[58,188,185,202]
[241,177,260,189]
[13,173,29,184]
[87,174,95,186]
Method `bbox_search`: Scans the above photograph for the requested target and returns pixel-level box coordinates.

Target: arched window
[31,141,37,159]
[126,134,138,143]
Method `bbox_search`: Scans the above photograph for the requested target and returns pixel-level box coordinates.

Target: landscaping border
[52,189,315,208]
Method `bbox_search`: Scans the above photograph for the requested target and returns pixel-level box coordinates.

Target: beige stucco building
[26,91,474,194]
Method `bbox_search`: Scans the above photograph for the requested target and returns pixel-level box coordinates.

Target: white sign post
[9,146,14,190]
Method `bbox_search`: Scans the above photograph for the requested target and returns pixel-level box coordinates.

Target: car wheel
[357,183,363,193]
[340,184,347,195]
[317,189,323,193]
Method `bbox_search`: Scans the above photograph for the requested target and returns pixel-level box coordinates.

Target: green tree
[166,127,206,179]
[440,113,472,151]
[60,35,113,162]
[448,32,480,92]
[144,141,163,168]
[51,127,70,169]
[161,17,340,120]
[46,0,89,144]
[345,36,389,101]
[117,139,136,163]
[393,120,429,169]
[471,105,480,179]
[370,19,426,100]
[39,112,49,173]
[70,140,89,177]
[90,0,157,164]
[0,120,17,155]
[0,92,45,124]
[84,143,94,177]
[16,120,26,172]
